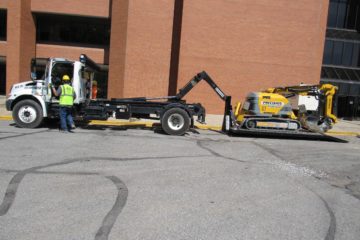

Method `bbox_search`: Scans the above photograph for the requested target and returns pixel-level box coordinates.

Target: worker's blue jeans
[59,107,74,131]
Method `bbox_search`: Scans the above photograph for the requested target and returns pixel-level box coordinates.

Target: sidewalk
[1,95,359,136]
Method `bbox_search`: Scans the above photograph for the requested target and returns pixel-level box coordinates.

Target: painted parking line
[0,116,12,120]
[89,120,155,128]
[1,116,359,137]
[326,131,359,137]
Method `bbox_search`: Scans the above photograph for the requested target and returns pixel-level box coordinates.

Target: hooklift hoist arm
[174,71,228,101]
[172,71,235,132]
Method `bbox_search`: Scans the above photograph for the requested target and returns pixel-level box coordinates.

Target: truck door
[48,60,75,102]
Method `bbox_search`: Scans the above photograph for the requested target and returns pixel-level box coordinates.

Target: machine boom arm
[173,71,234,132]
[175,71,228,101]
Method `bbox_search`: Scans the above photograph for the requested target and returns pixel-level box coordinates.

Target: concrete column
[6,0,35,93]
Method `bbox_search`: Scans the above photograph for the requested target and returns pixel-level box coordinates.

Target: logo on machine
[261,101,283,108]
[116,105,128,112]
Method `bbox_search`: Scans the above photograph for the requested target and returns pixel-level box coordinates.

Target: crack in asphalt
[196,140,246,163]
[305,187,337,240]
[0,130,50,140]
[95,176,128,240]
[250,141,337,240]
[0,133,346,240]
[194,139,338,240]
[0,154,210,240]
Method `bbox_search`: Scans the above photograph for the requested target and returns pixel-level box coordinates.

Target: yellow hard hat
[62,75,70,81]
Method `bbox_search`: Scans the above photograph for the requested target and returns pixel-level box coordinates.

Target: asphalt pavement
[0,120,359,240]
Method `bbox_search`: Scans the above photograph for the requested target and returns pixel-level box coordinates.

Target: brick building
[0,0,358,116]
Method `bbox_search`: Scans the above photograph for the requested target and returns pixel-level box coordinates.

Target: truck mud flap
[228,128,348,143]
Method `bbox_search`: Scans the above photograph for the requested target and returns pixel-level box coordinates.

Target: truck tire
[161,108,190,136]
[13,99,44,128]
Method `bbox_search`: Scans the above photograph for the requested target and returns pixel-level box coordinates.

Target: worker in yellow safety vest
[50,75,76,133]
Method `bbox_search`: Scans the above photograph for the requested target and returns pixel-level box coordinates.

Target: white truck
[6,55,206,135]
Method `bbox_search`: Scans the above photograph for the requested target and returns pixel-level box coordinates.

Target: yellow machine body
[234,84,338,132]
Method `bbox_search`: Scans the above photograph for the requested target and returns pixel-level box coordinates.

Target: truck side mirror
[30,58,37,80]
[31,72,37,80]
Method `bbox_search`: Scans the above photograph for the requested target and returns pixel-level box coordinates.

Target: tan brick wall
[107,0,129,98]
[177,0,329,114]
[3,0,330,118]
[31,0,110,18]
[108,0,175,99]
[6,0,35,93]
[0,0,9,8]
[36,44,109,64]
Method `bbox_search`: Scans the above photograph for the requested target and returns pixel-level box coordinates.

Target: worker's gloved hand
[48,83,53,88]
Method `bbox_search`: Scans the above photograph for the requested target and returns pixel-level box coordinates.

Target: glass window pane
[336,68,349,79]
[337,1,348,28]
[355,70,360,79]
[352,43,359,67]
[0,60,5,95]
[323,40,334,64]
[356,3,360,31]
[0,10,6,40]
[328,0,339,27]
[342,42,354,66]
[35,14,110,46]
[333,41,344,65]
[321,68,327,78]
[345,69,358,80]
[324,67,340,79]
[346,0,358,29]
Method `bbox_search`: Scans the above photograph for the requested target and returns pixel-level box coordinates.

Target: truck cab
[6,55,96,128]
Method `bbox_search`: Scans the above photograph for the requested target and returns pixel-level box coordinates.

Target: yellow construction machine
[233,83,338,133]
[176,71,344,142]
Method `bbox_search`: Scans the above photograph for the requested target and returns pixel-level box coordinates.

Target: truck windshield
[51,62,74,81]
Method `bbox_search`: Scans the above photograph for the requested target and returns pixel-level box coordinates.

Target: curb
[326,131,359,137]
[0,116,359,137]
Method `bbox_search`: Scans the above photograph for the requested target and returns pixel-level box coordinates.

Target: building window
[35,13,110,47]
[0,10,6,41]
[94,71,108,99]
[323,39,360,67]
[0,58,6,95]
[328,0,360,30]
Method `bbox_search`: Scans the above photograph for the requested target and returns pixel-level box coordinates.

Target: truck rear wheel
[13,99,44,128]
[161,108,190,136]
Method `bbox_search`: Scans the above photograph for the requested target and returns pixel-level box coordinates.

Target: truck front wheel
[13,99,44,128]
[161,108,190,136]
